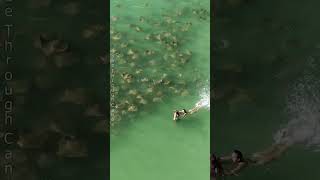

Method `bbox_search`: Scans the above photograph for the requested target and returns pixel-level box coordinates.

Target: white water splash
[195,86,210,110]
[274,58,320,151]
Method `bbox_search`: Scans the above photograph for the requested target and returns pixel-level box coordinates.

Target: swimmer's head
[173,111,179,121]
[232,150,244,162]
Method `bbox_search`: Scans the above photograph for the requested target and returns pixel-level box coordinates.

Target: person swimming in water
[173,102,205,121]
[216,142,290,176]
[173,109,188,121]
[218,150,248,176]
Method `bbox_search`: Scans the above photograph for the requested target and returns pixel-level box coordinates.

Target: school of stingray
[0,1,108,179]
[110,5,210,130]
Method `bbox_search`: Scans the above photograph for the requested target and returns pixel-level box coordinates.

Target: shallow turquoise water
[110,0,210,180]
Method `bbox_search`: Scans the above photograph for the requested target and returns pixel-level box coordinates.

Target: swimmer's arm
[173,111,178,121]
[225,163,245,176]
[251,144,290,165]
[218,156,232,162]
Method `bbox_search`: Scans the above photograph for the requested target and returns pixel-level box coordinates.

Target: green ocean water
[214,0,320,179]
[110,0,210,180]
[1,1,108,179]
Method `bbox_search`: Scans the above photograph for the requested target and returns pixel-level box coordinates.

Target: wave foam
[274,58,320,150]
[195,85,210,110]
